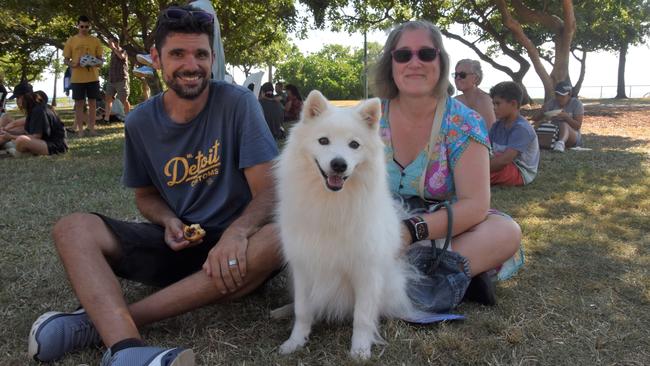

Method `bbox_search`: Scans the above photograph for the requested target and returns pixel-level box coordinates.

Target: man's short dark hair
[154,5,214,54]
[78,15,90,23]
[489,81,523,107]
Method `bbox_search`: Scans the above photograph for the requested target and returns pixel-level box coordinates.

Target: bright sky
[287,27,650,99]
[31,25,650,100]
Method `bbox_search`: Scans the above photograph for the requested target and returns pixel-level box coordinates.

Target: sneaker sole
[147,348,195,366]
[28,309,87,361]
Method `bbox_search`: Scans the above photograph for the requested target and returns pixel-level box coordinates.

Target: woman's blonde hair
[371,20,450,100]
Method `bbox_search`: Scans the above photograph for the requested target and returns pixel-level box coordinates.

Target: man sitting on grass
[28,5,282,366]
[488,81,539,186]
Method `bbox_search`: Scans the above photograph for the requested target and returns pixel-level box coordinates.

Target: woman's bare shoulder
[477,89,492,101]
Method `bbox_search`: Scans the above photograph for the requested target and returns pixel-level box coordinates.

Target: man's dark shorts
[47,140,68,155]
[71,81,100,101]
[93,213,222,287]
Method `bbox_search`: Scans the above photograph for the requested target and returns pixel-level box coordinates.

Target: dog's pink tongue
[327,175,344,189]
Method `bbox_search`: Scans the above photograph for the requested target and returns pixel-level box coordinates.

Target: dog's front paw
[350,345,372,360]
[279,338,305,355]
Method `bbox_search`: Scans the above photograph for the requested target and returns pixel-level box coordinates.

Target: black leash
[427,201,453,274]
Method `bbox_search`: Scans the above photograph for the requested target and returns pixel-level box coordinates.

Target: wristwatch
[403,216,429,243]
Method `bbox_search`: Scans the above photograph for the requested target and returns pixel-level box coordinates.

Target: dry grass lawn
[0,99,648,365]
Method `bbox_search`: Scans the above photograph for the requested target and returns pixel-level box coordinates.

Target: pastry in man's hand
[183,224,206,241]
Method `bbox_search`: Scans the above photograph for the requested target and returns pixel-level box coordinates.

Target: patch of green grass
[1,103,649,365]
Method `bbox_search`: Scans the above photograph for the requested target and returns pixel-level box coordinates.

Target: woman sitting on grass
[373,20,522,310]
[453,59,496,129]
[0,81,67,156]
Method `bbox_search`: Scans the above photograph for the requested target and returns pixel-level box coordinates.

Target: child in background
[531,80,584,152]
[488,81,539,186]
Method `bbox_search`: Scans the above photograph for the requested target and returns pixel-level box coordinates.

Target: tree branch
[510,0,563,32]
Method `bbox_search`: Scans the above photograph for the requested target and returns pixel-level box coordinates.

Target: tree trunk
[268,64,273,83]
[512,76,532,106]
[615,42,628,99]
[572,49,587,97]
[495,0,576,102]
[52,49,58,107]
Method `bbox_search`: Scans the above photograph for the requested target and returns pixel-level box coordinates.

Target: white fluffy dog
[275,90,415,359]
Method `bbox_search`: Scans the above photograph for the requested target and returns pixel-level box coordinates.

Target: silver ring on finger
[228,258,238,267]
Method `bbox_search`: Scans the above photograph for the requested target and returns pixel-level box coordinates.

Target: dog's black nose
[330,158,347,173]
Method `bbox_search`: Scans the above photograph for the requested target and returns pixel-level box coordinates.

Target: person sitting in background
[34,90,50,107]
[1,91,54,138]
[274,81,286,105]
[0,81,67,156]
[283,84,303,122]
[488,81,539,186]
[531,80,584,152]
[259,82,284,139]
[0,112,23,146]
[453,59,496,129]
[96,90,126,123]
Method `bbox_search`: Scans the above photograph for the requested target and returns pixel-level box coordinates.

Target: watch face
[414,221,428,240]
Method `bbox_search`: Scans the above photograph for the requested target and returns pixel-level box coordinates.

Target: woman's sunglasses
[391,48,439,63]
[453,72,475,79]
[163,7,214,25]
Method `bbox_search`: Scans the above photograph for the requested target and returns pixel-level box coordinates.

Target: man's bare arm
[134,186,192,251]
[203,160,277,293]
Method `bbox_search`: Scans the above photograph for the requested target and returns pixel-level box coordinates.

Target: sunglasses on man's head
[391,48,439,63]
[163,7,214,25]
[453,72,475,79]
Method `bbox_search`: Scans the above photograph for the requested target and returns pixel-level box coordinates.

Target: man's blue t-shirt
[122,81,278,231]
[489,115,539,184]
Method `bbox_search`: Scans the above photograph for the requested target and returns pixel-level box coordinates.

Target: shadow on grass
[489,134,650,363]
[65,127,125,157]
[581,133,648,150]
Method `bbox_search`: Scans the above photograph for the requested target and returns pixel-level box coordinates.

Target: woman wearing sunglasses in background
[373,20,522,313]
[453,59,496,130]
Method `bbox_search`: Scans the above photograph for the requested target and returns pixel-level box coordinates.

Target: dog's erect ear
[357,98,382,129]
[302,90,329,121]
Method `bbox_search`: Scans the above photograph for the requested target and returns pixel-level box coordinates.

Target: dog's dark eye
[349,141,360,149]
[318,137,330,145]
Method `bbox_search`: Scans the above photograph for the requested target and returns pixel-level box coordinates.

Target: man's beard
[165,69,210,100]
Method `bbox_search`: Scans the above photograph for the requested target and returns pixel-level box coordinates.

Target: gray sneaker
[28,309,101,362]
[136,53,153,67]
[101,346,195,366]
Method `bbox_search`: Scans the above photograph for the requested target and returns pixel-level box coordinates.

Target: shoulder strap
[417,96,447,197]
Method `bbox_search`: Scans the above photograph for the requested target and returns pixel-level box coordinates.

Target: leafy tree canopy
[275,42,382,99]
[0,0,297,87]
